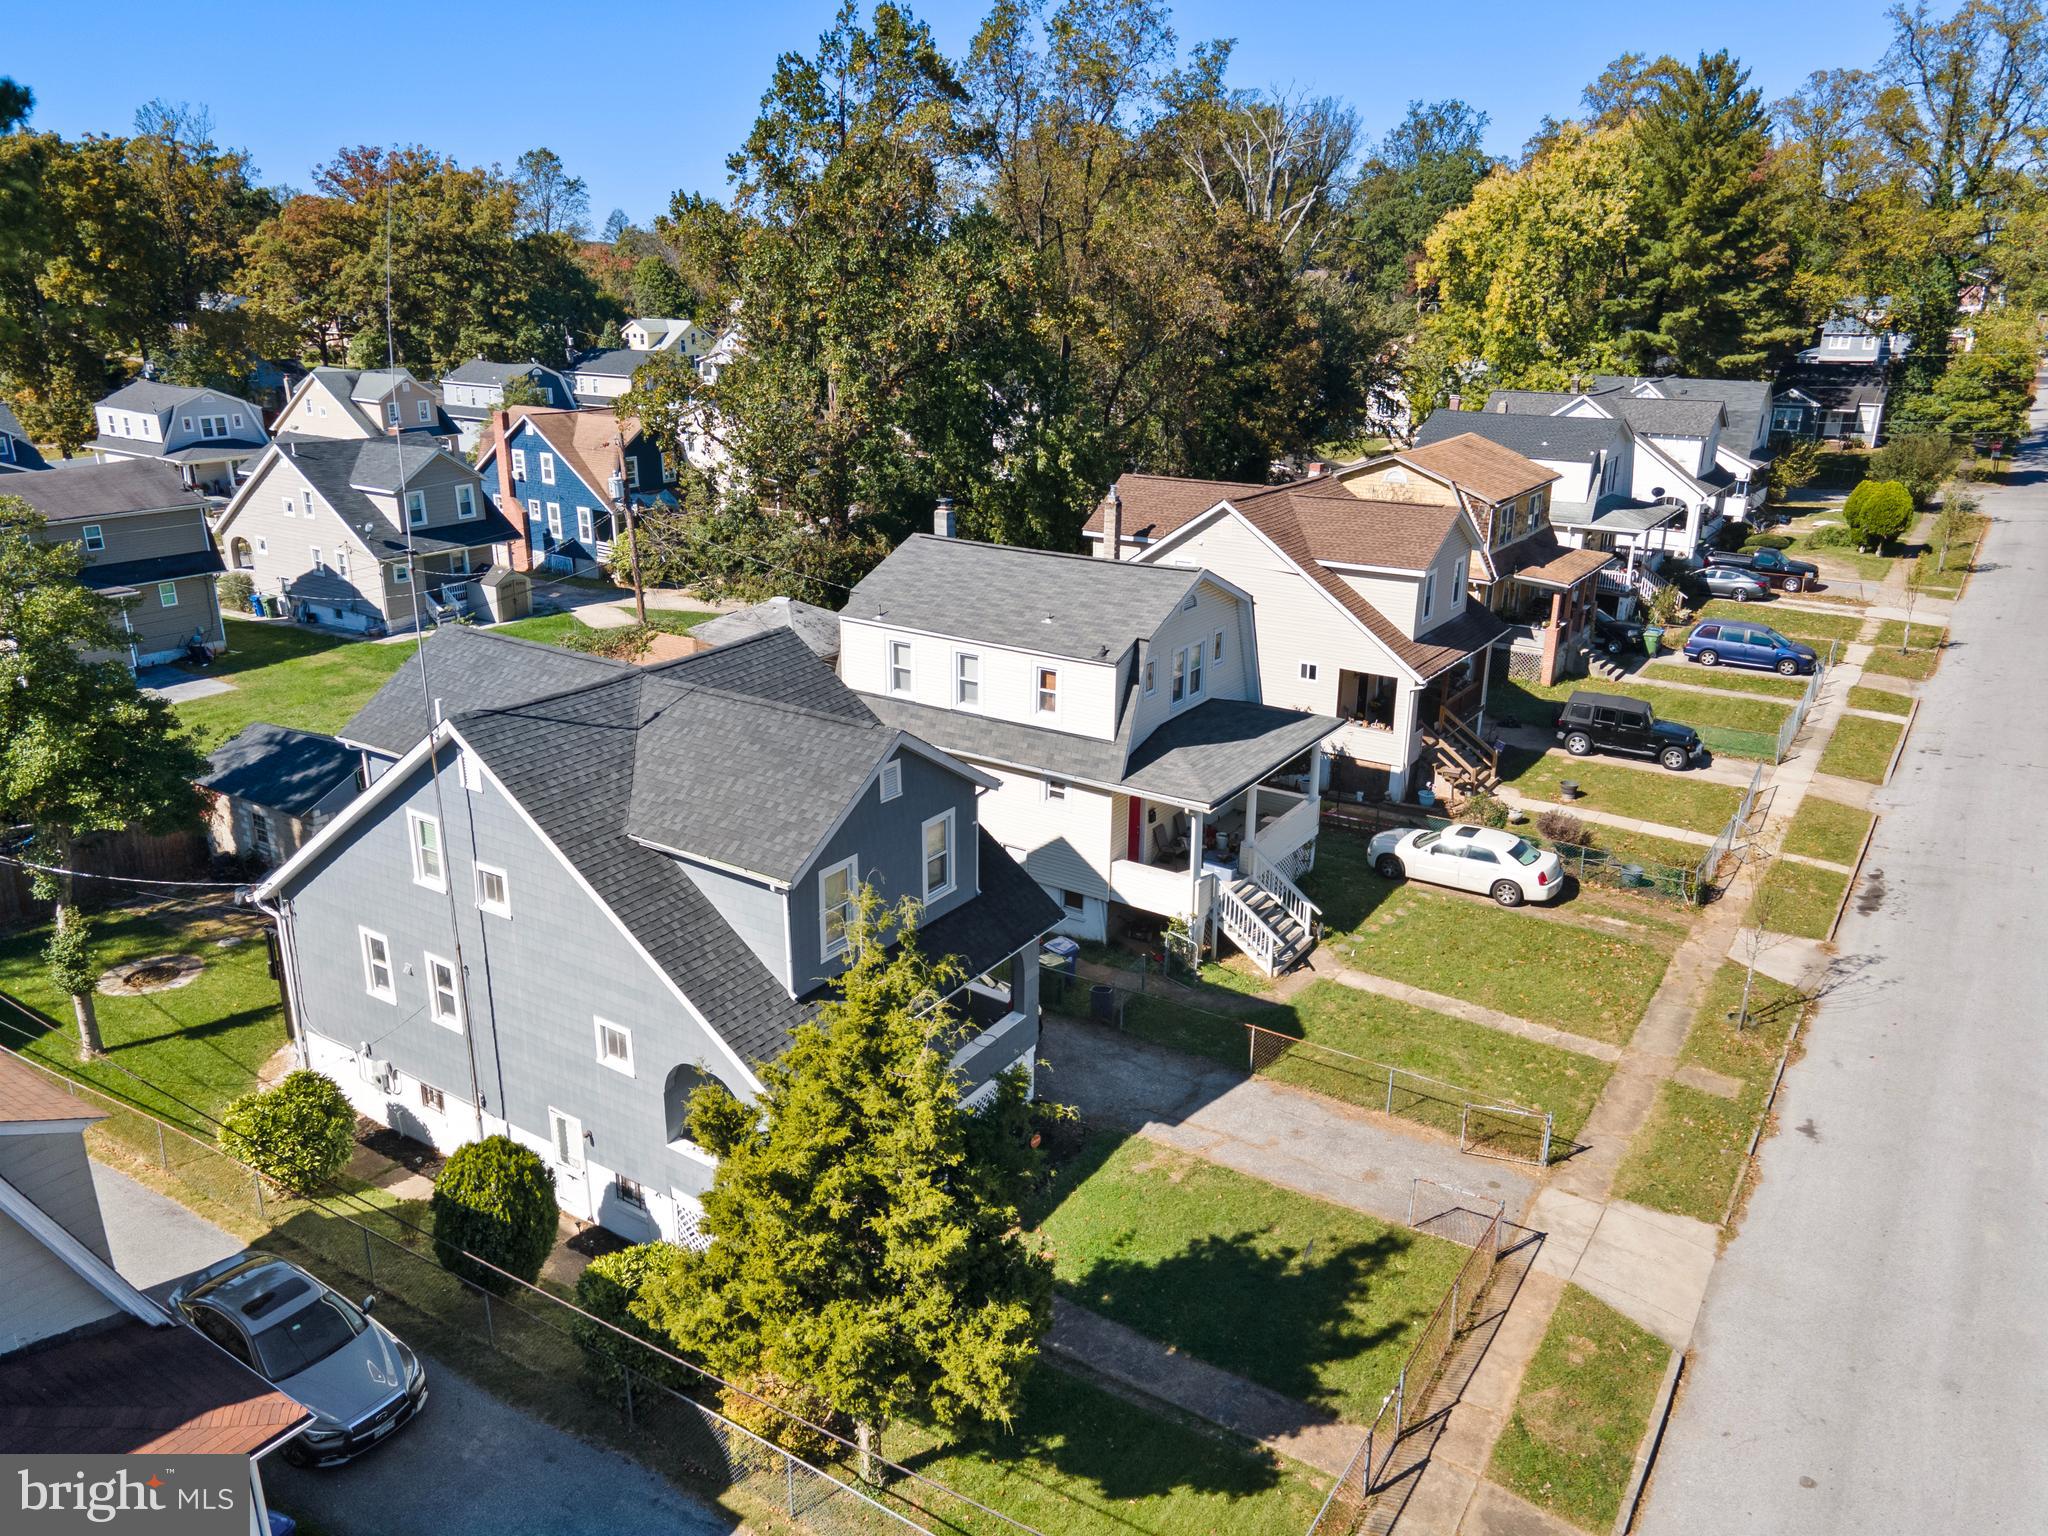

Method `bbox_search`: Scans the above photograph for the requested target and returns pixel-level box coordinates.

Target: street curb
[1826,812,1882,944]
[1614,1349,1685,1535]
[1879,695,1920,785]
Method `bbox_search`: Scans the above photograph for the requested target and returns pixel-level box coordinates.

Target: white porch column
[1245,783,1260,859]
[1187,809,1206,920]
[1389,686,1421,800]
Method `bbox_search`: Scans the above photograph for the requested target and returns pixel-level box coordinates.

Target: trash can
[1042,935,1079,978]
[248,593,268,617]
[1090,984,1117,1023]
[1642,625,1665,656]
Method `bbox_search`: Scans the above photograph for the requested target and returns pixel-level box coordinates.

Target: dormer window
[1036,668,1058,714]
[81,524,105,553]
[889,640,913,694]
[455,484,477,520]
[922,811,955,902]
[954,652,980,707]
[1422,572,1437,621]
[820,856,857,958]
[417,400,431,424]
[385,400,400,425]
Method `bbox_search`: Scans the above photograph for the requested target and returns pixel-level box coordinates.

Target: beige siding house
[272,366,455,444]
[212,438,521,633]
[9,460,227,667]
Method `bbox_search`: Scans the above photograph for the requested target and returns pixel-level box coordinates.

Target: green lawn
[1031,1135,1466,1421]
[1639,661,1810,700]
[1498,753,1744,837]
[1909,513,1985,595]
[898,1365,1330,1536]
[1847,685,1913,717]
[487,612,595,645]
[0,904,285,1137]
[1302,839,1676,1044]
[1781,798,1873,867]
[1492,679,1789,760]
[1782,529,1896,582]
[1748,858,1851,940]
[1490,1286,1673,1530]
[1858,645,1941,681]
[1870,620,1945,651]
[1817,714,1904,784]
[1611,964,1802,1224]
[1694,600,1865,646]
[174,617,419,750]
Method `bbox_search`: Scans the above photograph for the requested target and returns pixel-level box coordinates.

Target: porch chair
[1151,818,1190,863]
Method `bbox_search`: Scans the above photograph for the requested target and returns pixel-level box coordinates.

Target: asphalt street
[1640,378,2048,1532]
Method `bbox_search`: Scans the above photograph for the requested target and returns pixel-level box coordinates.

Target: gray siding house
[87,381,268,496]
[254,628,1059,1246]
[8,459,228,667]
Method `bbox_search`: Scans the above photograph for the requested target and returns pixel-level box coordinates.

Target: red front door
[1126,797,1143,861]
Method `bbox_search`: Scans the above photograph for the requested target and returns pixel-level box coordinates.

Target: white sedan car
[1366,824,1565,907]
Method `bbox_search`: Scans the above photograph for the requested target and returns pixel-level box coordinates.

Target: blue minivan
[1682,620,1819,676]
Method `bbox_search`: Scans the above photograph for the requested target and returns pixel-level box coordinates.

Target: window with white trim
[255,537,267,555]
[626,456,642,489]
[393,561,410,585]
[197,414,229,439]
[922,810,955,902]
[1188,644,1203,697]
[1422,572,1436,620]
[1044,778,1068,802]
[281,494,295,518]
[576,506,595,544]
[455,484,477,520]
[384,400,399,425]
[417,400,431,423]
[879,761,902,802]
[309,545,322,569]
[888,640,913,694]
[81,524,104,553]
[1213,629,1224,663]
[511,448,527,478]
[820,855,858,958]
[1171,649,1186,704]
[954,652,981,707]
[549,1108,584,1170]
[157,582,178,608]
[360,928,395,1002]
[539,452,556,486]
[546,503,562,542]
[425,953,462,1031]
[594,1017,634,1076]
[1036,667,1058,714]
[1299,661,1319,681]
[1143,657,1156,694]
[419,1082,445,1114]
[407,809,445,890]
[406,490,427,528]
[476,863,510,916]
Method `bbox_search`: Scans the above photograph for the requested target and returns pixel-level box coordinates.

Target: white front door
[548,1107,590,1220]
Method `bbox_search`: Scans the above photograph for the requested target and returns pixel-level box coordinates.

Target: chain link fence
[0,1042,1050,1536]
[1307,1181,1506,1536]
[1773,639,1839,763]
[1692,762,1768,899]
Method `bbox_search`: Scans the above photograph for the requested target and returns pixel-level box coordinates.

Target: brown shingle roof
[1494,535,1614,590]
[0,1053,106,1127]
[506,406,643,500]
[1374,434,1558,507]
[1082,472,1273,546]
[0,1319,308,1455]
[1247,480,1462,572]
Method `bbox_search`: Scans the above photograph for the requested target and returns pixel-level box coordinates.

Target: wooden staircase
[1424,704,1500,793]
[1216,850,1323,976]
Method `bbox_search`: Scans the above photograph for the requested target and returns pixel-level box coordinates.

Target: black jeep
[1554,691,1704,771]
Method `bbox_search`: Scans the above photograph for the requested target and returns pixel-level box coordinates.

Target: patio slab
[137,665,236,702]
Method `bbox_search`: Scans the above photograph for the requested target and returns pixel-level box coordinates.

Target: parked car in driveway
[1682,620,1820,676]
[1592,611,1645,654]
[1693,566,1771,602]
[1367,823,1565,907]
[172,1254,428,1467]
[1705,547,1820,592]
[1555,691,1705,770]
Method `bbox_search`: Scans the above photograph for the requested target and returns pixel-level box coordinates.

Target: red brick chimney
[493,410,531,573]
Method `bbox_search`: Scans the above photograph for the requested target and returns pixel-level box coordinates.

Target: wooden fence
[0,827,210,927]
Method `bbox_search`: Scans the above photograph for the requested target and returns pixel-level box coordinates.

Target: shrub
[217,571,254,611]
[430,1134,558,1293]
[572,1241,698,1396]
[1646,586,1686,629]
[1870,431,1962,508]
[1806,522,1863,549]
[1742,534,1794,551]
[1843,479,1914,549]
[719,1372,846,1463]
[1464,791,1511,828]
[1536,810,1593,848]
[1766,440,1822,503]
[218,1070,356,1194]
[560,622,656,660]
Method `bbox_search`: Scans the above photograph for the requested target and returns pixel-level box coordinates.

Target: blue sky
[13,1,1897,225]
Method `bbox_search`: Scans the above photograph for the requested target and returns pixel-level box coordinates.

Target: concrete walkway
[1306,953,1622,1064]
[1040,1016,1539,1226]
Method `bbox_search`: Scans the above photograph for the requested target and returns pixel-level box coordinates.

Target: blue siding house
[0,401,49,473]
[474,407,670,575]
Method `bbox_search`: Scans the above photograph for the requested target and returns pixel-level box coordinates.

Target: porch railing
[1243,845,1322,944]
[1217,881,1282,972]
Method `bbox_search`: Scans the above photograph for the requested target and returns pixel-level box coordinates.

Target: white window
[626,456,642,489]
[922,810,955,902]
[511,448,527,478]
[879,761,902,803]
[157,582,178,607]
[309,545,322,569]
[1044,778,1068,802]
[889,640,913,694]
[393,561,410,585]
[360,928,395,1002]
[255,537,267,556]
[1036,667,1058,714]
[1422,572,1436,620]
[417,400,431,423]
[198,414,228,439]
[406,490,427,527]
[954,652,980,707]
[425,953,462,1031]
[1188,644,1203,697]
[419,1082,445,1114]
[476,863,510,917]
[549,1108,584,1170]
[384,400,400,425]
[525,498,541,527]
[576,506,595,544]
[1299,661,1319,681]
[1171,649,1186,704]
[820,855,858,958]
[81,524,104,553]
[281,494,295,518]
[408,809,445,890]
[595,1017,634,1076]
[1213,630,1224,663]
[339,547,350,578]
[1143,657,1156,694]
[232,413,243,428]
[539,452,556,486]
[546,503,562,541]
[455,484,477,520]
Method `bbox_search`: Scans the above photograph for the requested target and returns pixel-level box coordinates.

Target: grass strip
[1817,714,1904,784]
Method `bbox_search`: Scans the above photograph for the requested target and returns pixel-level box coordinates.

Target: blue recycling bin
[1042,936,1079,977]
[248,593,268,617]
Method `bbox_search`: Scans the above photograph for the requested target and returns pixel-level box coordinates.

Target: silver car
[1695,566,1770,602]
[172,1254,427,1466]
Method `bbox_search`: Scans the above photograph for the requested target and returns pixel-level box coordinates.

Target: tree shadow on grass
[1299,834,1404,935]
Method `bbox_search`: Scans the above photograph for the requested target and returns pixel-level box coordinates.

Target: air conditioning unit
[357,1047,398,1094]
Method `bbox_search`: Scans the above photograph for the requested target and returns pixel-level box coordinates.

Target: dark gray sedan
[172,1253,428,1466]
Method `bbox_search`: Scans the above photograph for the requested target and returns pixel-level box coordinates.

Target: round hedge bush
[430,1134,557,1294]
[218,1070,356,1194]
[1843,479,1914,548]
[571,1241,698,1395]
[217,571,254,612]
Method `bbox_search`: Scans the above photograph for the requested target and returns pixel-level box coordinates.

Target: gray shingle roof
[270,439,507,558]
[348,369,412,401]
[4,459,203,522]
[691,597,841,661]
[78,547,225,591]
[1594,376,1772,454]
[348,439,449,492]
[442,360,547,386]
[571,349,657,378]
[98,380,211,415]
[844,534,1202,663]
[1414,410,1625,464]
[201,724,359,817]
[339,625,633,754]
[1484,388,1723,439]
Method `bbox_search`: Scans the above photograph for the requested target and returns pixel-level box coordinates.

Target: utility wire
[0,852,249,892]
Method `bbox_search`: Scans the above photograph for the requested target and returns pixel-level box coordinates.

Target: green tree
[497,372,549,409]
[1843,477,1915,547]
[218,1071,357,1193]
[629,255,693,319]
[1870,429,1964,505]
[1340,99,1496,298]
[0,497,206,1057]
[639,893,1052,1474]
[512,147,589,238]
[431,1134,558,1294]
[1767,439,1824,503]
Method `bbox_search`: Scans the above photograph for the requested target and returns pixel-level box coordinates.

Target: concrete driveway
[1639,373,2048,1533]
[88,1161,734,1536]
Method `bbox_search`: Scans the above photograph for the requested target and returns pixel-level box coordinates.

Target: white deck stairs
[1217,850,1322,976]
